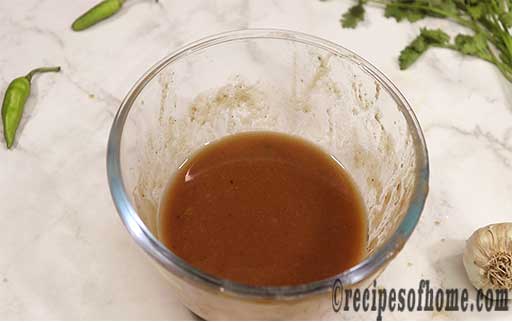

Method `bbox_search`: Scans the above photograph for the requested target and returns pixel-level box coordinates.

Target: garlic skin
[463,223,512,299]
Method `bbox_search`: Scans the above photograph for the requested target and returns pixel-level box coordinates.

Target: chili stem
[25,66,61,82]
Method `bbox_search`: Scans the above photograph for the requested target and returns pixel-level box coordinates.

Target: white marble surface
[0,0,511,320]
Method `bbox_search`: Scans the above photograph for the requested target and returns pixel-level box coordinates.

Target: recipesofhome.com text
[332,279,509,320]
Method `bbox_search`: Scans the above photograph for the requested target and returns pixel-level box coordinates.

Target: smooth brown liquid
[159,132,366,286]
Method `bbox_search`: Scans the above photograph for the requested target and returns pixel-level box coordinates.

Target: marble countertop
[1,0,511,320]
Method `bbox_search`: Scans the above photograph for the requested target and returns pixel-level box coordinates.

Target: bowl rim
[107,28,429,299]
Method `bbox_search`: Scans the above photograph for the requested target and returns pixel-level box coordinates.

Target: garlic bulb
[463,223,512,299]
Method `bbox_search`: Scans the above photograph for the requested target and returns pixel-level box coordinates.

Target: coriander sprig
[339,0,512,83]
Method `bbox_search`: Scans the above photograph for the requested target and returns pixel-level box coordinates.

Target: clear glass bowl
[107,29,429,320]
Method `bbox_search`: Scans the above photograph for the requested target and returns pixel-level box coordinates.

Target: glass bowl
[107,29,429,320]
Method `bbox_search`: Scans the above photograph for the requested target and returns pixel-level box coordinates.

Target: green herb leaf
[399,34,428,70]
[409,34,427,52]
[385,3,426,22]
[399,46,424,69]
[455,33,492,60]
[500,12,512,28]
[331,0,512,83]
[399,28,450,70]
[431,0,458,18]
[420,28,450,44]
[384,0,457,22]
[466,2,486,20]
[341,1,367,28]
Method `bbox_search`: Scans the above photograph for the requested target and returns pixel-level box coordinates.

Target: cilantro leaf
[385,3,426,22]
[331,0,512,83]
[409,34,427,52]
[399,28,450,69]
[384,0,457,22]
[466,2,486,20]
[420,28,450,44]
[341,1,367,28]
[430,1,458,18]
[399,46,424,69]
[500,12,512,28]
[455,33,492,60]
[399,34,427,70]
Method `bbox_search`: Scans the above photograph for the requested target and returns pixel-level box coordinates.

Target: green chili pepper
[2,66,61,149]
[72,0,126,31]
